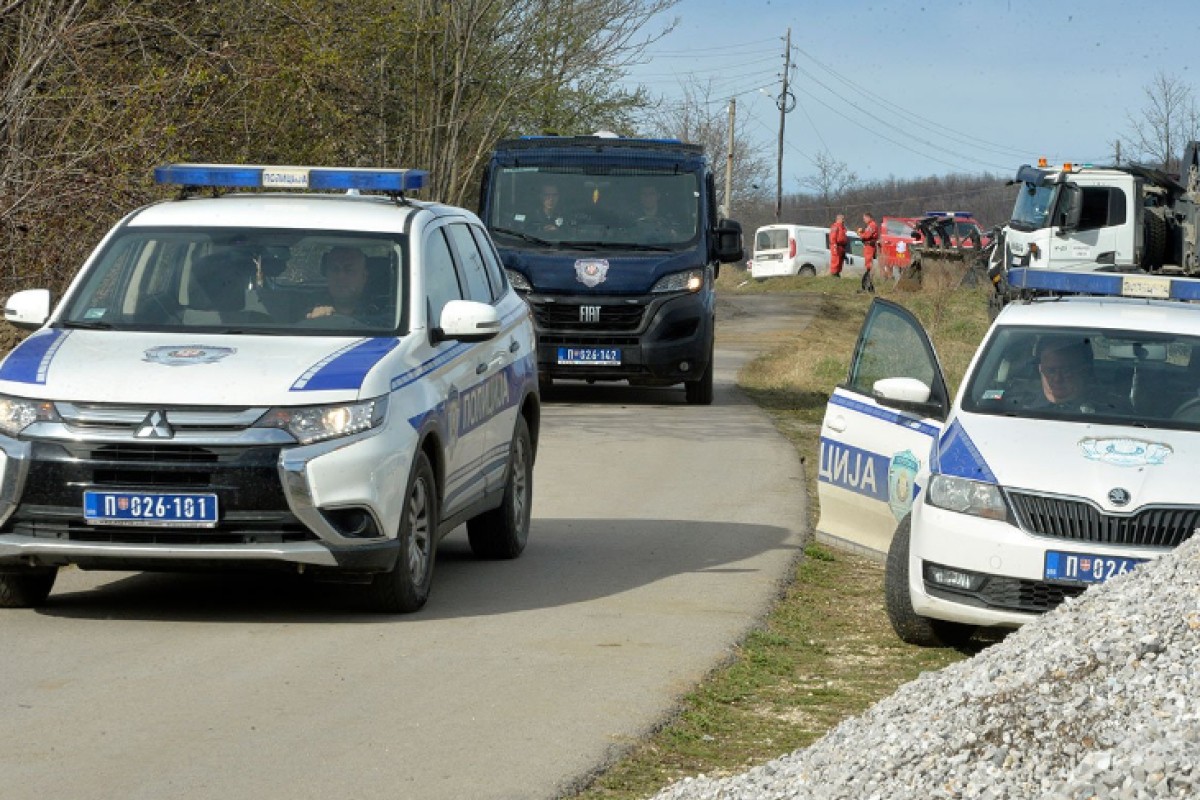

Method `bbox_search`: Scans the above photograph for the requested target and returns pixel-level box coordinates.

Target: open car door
[816,298,951,556]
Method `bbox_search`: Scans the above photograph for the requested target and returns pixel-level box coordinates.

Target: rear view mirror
[715,218,743,264]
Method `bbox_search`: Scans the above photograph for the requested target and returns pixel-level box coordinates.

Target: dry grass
[567,268,994,800]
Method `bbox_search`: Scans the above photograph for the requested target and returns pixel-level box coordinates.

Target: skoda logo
[1107,487,1131,507]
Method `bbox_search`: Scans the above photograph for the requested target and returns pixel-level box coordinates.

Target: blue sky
[620,0,1199,189]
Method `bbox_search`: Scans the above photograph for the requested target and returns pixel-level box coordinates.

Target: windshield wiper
[566,241,673,252]
[491,227,554,246]
[59,320,113,330]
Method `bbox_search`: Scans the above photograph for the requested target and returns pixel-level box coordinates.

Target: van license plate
[1043,550,1146,584]
[557,347,621,366]
[84,491,219,527]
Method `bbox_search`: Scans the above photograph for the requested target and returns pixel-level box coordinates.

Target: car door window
[469,224,508,297]
[425,228,464,328]
[846,299,948,408]
[445,223,493,303]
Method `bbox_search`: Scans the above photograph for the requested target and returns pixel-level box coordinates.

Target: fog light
[925,562,984,592]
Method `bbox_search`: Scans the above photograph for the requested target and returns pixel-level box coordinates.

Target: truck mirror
[1056,184,1082,234]
[715,218,743,264]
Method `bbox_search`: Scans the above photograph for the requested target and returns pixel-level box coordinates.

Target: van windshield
[486,167,701,249]
[59,227,406,336]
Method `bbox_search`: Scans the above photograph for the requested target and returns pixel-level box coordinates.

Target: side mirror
[1056,184,1082,235]
[433,299,501,343]
[873,376,947,420]
[714,218,743,264]
[5,289,51,331]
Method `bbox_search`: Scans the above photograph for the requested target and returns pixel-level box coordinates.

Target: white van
[751,224,860,279]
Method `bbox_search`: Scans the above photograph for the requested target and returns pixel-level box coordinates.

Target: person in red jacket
[829,214,848,276]
[857,212,880,292]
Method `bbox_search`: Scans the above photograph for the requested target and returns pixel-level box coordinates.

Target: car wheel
[368,451,437,613]
[884,516,975,648]
[684,348,714,405]
[0,568,57,608]
[467,416,533,559]
[798,264,816,277]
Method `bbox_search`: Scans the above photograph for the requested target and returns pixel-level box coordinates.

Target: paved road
[0,293,817,800]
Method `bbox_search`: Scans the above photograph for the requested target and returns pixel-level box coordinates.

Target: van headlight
[651,269,704,293]
[927,474,1008,521]
[256,396,387,445]
[0,394,58,437]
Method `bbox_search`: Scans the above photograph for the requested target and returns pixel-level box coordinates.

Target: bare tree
[800,151,858,209]
[642,78,771,216]
[1122,71,1200,172]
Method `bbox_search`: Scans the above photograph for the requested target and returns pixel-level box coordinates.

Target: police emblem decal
[887,450,921,521]
[574,259,610,288]
[143,345,236,366]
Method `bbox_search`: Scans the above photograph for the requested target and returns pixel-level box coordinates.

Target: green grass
[567,269,993,799]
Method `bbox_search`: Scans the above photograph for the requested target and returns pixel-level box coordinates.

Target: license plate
[1043,550,1147,584]
[84,491,219,528]
[557,347,621,366]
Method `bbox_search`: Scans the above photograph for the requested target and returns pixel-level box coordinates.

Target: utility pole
[724,98,735,217]
[774,28,794,220]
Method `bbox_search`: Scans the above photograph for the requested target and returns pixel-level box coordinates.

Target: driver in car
[307,245,373,320]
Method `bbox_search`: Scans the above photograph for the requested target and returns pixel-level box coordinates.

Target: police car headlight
[256,396,387,445]
[927,474,1007,521]
[0,394,58,437]
[651,269,704,293]
[505,269,531,292]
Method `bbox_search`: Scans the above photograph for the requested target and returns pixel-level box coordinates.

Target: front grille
[532,301,646,332]
[1007,490,1200,548]
[925,575,1087,614]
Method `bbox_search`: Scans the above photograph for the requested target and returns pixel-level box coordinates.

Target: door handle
[826,415,846,433]
[476,363,488,375]
[509,340,520,353]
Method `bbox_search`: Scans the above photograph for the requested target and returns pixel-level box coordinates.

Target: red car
[880,212,988,272]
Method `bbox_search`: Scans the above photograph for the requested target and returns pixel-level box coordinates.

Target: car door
[423,225,489,517]
[816,299,950,556]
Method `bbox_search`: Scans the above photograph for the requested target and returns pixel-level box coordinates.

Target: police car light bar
[1007,268,1200,301]
[153,164,428,193]
[923,210,973,218]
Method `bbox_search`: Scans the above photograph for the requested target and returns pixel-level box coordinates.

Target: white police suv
[0,164,539,613]
[817,269,1200,646]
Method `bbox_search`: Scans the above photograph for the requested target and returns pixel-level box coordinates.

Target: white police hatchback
[817,269,1200,646]
[0,164,539,613]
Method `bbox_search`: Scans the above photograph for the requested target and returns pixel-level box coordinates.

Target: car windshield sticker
[0,329,70,385]
[934,419,997,483]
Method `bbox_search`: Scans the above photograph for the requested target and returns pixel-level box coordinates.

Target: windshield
[61,227,406,336]
[1009,182,1056,231]
[962,324,1200,430]
[486,166,701,249]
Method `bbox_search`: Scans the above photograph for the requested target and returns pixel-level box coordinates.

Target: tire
[467,416,533,559]
[684,345,714,405]
[1140,210,1168,271]
[368,451,437,613]
[0,568,57,608]
[798,264,817,277]
[884,516,975,648]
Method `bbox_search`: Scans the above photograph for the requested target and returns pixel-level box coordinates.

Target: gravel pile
[651,536,1200,800]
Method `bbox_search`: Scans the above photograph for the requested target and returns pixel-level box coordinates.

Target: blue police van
[479,133,743,404]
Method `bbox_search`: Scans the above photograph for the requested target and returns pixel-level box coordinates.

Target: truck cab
[479,134,743,404]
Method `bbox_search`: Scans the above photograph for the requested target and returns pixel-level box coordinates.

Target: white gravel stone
[648,536,1200,800]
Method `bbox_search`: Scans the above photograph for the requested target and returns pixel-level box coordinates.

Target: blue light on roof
[924,210,973,218]
[1007,268,1200,301]
[154,163,428,192]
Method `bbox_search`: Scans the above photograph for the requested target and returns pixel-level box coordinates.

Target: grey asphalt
[0,292,816,800]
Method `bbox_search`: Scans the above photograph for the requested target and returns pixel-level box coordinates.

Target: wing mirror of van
[715,218,744,264]
[433,299,501,344]
[5,289,51,331]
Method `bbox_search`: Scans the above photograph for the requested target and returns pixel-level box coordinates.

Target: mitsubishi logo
[135,410,174,439]
[580,305,601,323]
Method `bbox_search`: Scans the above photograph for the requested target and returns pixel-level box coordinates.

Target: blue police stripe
[818,437,890,501]
[828,390,941,438]
[934,419,997,483]
[291,338,400,391]
[0,329,69,385]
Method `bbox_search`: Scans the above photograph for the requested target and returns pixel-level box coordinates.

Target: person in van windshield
[829,214,848,277]
[307,245,376,320]
[634,185,680,238]
[1033,337,1130,414]
[525,182,567,233]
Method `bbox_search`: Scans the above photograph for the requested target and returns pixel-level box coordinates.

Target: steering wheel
[1171,396,1200,422]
